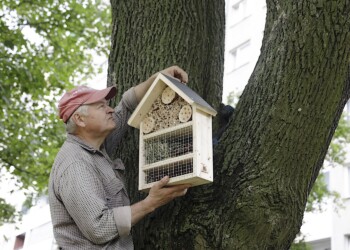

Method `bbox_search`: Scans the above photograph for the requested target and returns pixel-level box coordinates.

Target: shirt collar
[66,134,125,170]
[66,133,100,153]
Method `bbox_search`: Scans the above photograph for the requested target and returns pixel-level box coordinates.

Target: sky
[85,54,109,90]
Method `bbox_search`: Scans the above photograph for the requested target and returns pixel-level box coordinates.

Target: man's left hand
[159,65,188,84]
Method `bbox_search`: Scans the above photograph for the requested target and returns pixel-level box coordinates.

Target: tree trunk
[108,0,350,249]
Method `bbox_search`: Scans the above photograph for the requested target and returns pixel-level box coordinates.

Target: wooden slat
[139,175,212,192]
[142,121,193,140]
[141,153,193,170]
[128,77,166,129]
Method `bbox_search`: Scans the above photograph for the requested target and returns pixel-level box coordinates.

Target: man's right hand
[131,176,191,226]
[145,176,191,211]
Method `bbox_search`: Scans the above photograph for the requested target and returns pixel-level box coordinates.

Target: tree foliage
[306,114,350,213]
[0,198,18,226]
[327,114,350,164]
[0,0,110,223]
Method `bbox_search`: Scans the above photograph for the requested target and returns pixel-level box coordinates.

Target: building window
[324,170,330,191]
[13,233,25,250]
[345,100,350,121]
[230,0,248,26]
[345,166,350,198]
[227,40,251,72]
[346,235,350,250]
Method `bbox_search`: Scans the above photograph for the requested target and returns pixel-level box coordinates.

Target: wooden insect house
[128,73,217,191]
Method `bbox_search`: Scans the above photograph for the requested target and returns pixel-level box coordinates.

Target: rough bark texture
[107,0,350,249]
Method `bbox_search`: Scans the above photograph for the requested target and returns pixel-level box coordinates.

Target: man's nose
[106,106,114,113]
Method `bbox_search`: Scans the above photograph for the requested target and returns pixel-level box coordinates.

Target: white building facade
[223,0,267,102]
[302,159,350,250]
[0,197,56,250]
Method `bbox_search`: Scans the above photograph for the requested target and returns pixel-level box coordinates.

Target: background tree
[109,0,350,249]
[0,0,110,225]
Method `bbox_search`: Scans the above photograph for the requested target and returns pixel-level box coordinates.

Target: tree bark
[108,0,350,249]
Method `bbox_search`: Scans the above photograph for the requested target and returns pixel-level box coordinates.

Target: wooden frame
[128,73,217,191]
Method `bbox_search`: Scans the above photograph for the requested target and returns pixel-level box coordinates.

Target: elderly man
[49,66,191,249]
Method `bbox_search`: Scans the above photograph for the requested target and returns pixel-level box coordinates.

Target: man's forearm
[134,72,158,103]
[130,199,155,226]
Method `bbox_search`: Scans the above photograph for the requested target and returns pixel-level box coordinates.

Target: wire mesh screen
[144,125,193,164]
[144,159,193,184]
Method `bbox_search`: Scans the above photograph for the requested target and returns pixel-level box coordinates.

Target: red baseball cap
[58,85,117,123]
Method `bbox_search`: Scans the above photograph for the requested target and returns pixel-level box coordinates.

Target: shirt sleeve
[105,87,139,156]
[58,160,131,244]
[113,206,131,237]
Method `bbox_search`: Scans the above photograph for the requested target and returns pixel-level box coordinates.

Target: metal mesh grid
[144,125,193,164]
[144,159,193,184]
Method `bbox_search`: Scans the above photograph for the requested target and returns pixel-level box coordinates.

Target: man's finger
[154,176,170,189]
[173,66,188,83]
[167,184,191,193]
[174,188,189,197]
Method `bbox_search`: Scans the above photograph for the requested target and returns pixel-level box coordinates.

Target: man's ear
[72,113,86,128]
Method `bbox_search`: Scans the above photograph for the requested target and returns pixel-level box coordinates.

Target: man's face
[83,100,116,136]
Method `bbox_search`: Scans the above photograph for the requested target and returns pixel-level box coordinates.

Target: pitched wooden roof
[162,74,217,115]
[128,73,217,129]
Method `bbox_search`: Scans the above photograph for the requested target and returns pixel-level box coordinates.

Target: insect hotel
[128,73,217,191]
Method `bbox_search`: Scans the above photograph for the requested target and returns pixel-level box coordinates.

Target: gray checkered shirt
[49,88,138,249]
